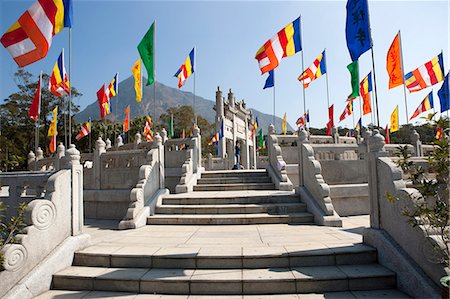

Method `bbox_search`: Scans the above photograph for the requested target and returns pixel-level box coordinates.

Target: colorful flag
[96,84,110,119]
[108,73,119,97]
[405,53,444,93]
[281,113,287,135]
[438,72,449,113]
[174,48,195,88]
[347,60,360,99]
[49,49,70,97]
[355,117,362,131]
[208,132,220,145]
[435,127,443,140]
[76,120,91,141]
[132,59,142,102]
[143,116,154,142]
[296,111,309,128]
[386,33,403,89]
[385,125,390,144]
[390,105,399,133]
[345,0,371,61]
[0,0,72,67]
[138,21,155,86]
[123,106,130,133]
[339,101,353,122]
[326,105,334,136]
[28,73,42,121]
[298,50,326,88]
[219,119,225,139]
[255,16,302,74]
[168,114,174,138]
[263,70,274,89]
[48,106,58,153]
[410,91,434,120]
[258,128,264,149]
[360,72,372,115]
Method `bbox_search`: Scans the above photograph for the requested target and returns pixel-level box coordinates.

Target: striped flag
[76,120,91,141]
[326,105,334,136]
[405,53,444,93]
[355,118,362,131]
[49,49,70,97]
[143,116,154,142]
[208,132,219,145]
[360,72,372,115]
[410,91,434,120]
[339,101,353,122]
[108,73,119,97]
[255,17,302,74]
[174,48,195,88]
[298,50,326,88]
[29,73,42,121]
[296,111,309,128]
[1,0,72,67]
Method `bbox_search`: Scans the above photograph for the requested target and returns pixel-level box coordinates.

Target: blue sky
[1,0,449,129]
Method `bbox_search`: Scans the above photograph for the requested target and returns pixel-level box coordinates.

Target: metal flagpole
[153,20,157,122]
[89,118,92,153]
[35,72,42,170]
[366,4,380,128]
[68,29,72,145]
[115,72,119,143]
[273,81,276,129]
[193,47,197,126]
[300,15,307,130]
[398,30,409,124]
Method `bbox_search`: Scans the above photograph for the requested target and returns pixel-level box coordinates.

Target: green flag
[138,22,155,86]
[258,128,264,148]
[347,60,360,99]
[168,113,173,138]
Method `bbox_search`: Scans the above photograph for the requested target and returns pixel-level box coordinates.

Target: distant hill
[75,76,294,134]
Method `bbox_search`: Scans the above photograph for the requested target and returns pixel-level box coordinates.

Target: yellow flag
[390,105,399,133]
[282,112,287,135]
[48,106,58,137]
[132,59,142,102]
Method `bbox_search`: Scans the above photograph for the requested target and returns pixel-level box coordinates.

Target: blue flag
[345,0,372,61]
[219,119,224,139]
[263,70,274,89]
[438,72,449,113]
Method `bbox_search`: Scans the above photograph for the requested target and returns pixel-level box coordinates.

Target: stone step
[200,170,268,178]
[193,183,275,192]
[146,213,314,225]
[163,193,299,205]
[156,203,307,215]
[52,264,396,295]
[73,244,377,269]
[197,177,272,185]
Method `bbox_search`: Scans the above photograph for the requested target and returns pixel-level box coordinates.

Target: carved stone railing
[119,133,167,229]
[363,130,444,298]
[311,144,360,161]
[266,125,293,191]
[0,145,85,298]
[204,154,229,171]
[296,129,342,227]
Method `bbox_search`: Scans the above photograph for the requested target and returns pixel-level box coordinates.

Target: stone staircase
[41,169,409,298]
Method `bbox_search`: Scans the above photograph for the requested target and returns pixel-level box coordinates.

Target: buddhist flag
[255,16,302,74]
[326,105,334,136]
[282,112,287,135]
[132,59,142,102]
[298,50,326,88]
[355,118,362,131]
[138,21,155,86]
[360,72,372,115]
[438,72,449,113]
[345,0,371,61]
[28,73,42,121]
[174,47,195,88]
[143,116,154,142]
[339,101,353,122]
[410,91,434,120]
[263,70,274,89]
[435,127,443,140]
[48,106,58,153]
[347,60,360,99]
[386,33,403,89]
[405,53,444,93]
[108,73,119,97]
[49,49,70,97]
[390,106,399,133]
[76,120,91,141]
[208,133,219,145]
[0,0,72,67]
[123,106,130,133]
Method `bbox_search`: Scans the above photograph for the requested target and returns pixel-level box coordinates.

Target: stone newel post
[154,133,164,189]
[55,143,65,170]
[193,127,202,172]
[105,138,112,150]
[297,128,309,187]
[94,137,106,190]
[135,132,142,146]
[160,128,168,144]
[410,130,423,157]
[367,129,388,229]
[116,136,124,148]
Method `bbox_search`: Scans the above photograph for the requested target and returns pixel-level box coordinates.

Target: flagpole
[153,20,157,122]
[89,118,92,153]
[115,72,119,143]
[193,47,197,126]
[442,49,448,121]
[68,29,73,145]
[300,15,308,130]
[273,81,276,129]
[398,30,409,124]
[35,72,42,170]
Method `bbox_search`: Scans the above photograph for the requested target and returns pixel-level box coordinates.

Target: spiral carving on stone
[2,244,27,272]
[32,200,56,230]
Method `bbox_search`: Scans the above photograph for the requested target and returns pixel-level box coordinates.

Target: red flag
[28,74,41,121]
[123,106,130,133]
[386,32,403,89]
[436,127,443,140]
[385,125,390,144]
[326,104,334,136]
[97,85,108,119]
[339,102,353,122]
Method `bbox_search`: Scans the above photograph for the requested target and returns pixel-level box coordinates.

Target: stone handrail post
[297,128,309,186]
[116,136,124,148]
[94,137,106,190]
[160,128,168,143]
[267,124,292,190]
[105,138,112,150]
[63,144,84,236]
[331,127,339,144]
[54,143,65,170]
[135,132,142,147]
[193,127,202,171]
[358,129,372,160]
[208,153,213,170]
[28,151,36,166]
[154,133,165,189]
[367,129,388,229]
[36,147,44,161]
[410,129,423,157]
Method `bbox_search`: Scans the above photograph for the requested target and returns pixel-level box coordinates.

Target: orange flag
[123,106,130,133]
[362,94,372,115]
[386,32,404,89]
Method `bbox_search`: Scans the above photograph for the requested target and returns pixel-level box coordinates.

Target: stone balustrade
[0,144,87,298]
[266,125,293,191]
